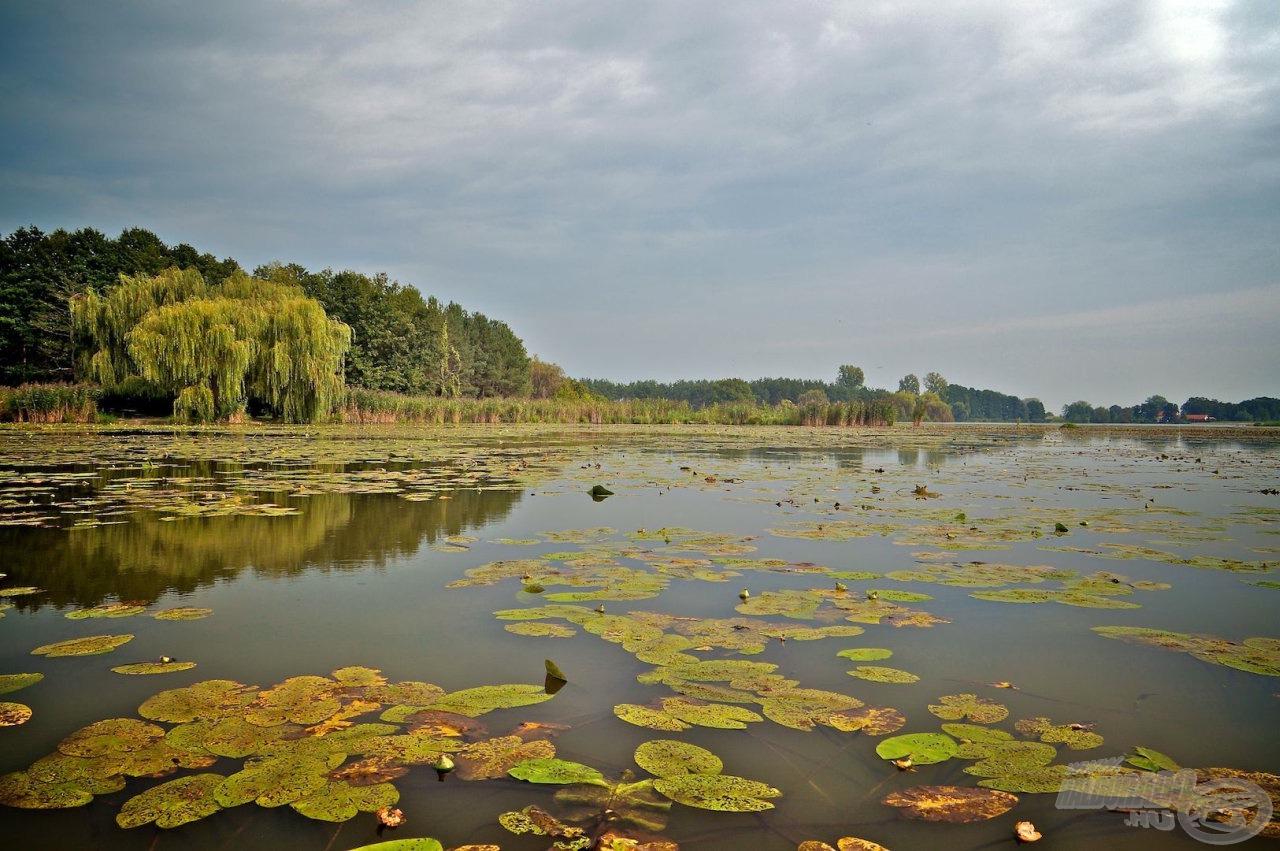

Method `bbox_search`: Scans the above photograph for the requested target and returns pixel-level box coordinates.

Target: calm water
[0,424,1276,850]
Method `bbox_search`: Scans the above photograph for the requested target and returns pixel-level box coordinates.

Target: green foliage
[0,383,99,423]
[72,269,350,422]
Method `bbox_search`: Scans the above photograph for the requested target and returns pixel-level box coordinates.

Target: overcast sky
[1,1,1277,410]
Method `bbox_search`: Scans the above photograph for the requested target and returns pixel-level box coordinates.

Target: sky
[1,1,1277,412]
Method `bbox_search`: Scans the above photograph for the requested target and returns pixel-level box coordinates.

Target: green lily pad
[290,780,399,822]
[1015,717,1104,749]
[653,774,781,811]
[330,666,387,688]
[1128,746,1179,772]
[32,634,134,657]
[867,590,933,602]
[1093,626,1280,677]
[875,732,958,765]
[244,675,342,726]
[505,622,576,638]
[201,716,285,758]
[66,603,146,619]
[139,679,258,723]
[837,648,893,662]
[116,773,225,828]
[661,697,763,729]
[509,758,607,786]
[759,687,865,730]
[882,785,1018,822]
[58,718,166,757]
[0,673,43,695]
[152,607,214,621]
[614,703,690,732]
[0,587,43,597]
[847,666,919,684]
[427,684,556,716]
[0,771,95,809]
[345,839,444,851]
[927,694,1009,724]
[634,740,723,778]
[214,754,337,807]
[111,661,198,675]
[0,703,32,726]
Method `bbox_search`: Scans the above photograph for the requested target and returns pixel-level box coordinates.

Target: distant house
[1184,414,1215,423]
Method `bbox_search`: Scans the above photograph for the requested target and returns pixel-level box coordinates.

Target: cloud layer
[2,1,1276,409]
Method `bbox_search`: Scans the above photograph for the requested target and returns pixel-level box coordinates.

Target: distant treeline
[0,226,530,400]
[1062,395,1280,424]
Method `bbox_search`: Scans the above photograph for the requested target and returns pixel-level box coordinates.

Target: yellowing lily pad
[58,718,166,757]
[290,780,399,822]
[881,785,1018,822]
[847,666,919,684]
[111,661,198,675]
[152,607,214,621]
[32,634,134,657]
[0,771,95,809]
[0,703,32,726]
[66,603,146,619]
[927,694,1009,724]
[454,736,555,780]
[0,673,42,695]
[634,740,723,778]
[653,774,781,812]
[116,773,225,828]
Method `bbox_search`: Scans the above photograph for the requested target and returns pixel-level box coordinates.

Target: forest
[1,226,1273,425]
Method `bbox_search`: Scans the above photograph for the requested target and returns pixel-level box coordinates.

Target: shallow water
[0,424,1277,850]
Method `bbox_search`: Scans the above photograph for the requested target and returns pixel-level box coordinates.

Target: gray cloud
[2,0,1277,410]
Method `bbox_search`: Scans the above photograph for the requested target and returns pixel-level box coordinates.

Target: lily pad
[139,679,258,723]
[661,697,763,729]
[1128,746,1179,772]
[66,603,146,619]
[427,684,556,716]
[58,718,166,757]
[881,785,1018,822]
[555,774,672,832]
[927,694,1009,724]
[875,732,958,765]
[653,774,781,811]
[634,740,723,778]
[290,780,399,822]
[0,771,95,809]
[0,673,43,695]
[214,754,336,807]
[152,607,214,621]
[1015,716,1104,749]
[111,661,198,675]
[454,736,555,780]
[847,666,919,684]
[837,648,893,662]
[244,675,342,726]
[32,634,134,657]
[825,706,907,736]
[0,703,32,726]
[505,622,576,638]
[509,758,607,786]
[614,703,690,732]
[116,773,225,828]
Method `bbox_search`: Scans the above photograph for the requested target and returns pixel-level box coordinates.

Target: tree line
[0,226,531,417]
[1061,395,1280,424]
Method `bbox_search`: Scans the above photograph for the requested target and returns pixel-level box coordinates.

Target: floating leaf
[116,773,225,828]
[1093,626,1280,677]
[152,607,214,621]
[0,703,32,726]
[330,666,387,688]
[344,838,444,851]
[847,666,919,684]
[928,694,1009,724]
[244,675,342,726]
[111,661,198,675]
[66,603,146,619]
[139,679,257,723]
[509,758,607,786]
[661,697,763,729]
[214,754,336,807]
[837,648,893,662]
[58,718,166,757]
[505,622,576,638]
[881,785,1018,822]
[290,780,399,822]
[0,587,43,597]
[875,733,958,765]
[825,706,906,736]
[634,740,723,778]
[0,771,95,809]
[32,634,134,657]
[0,673,43,695]
[653,774,781,811]
[455,736,555,780]
[614,704,690,732]
[1128,746,1179,772]
[545,659,567,681]
[428,684,556,716]
[1015,717,1104,749]
[555,774,672,832]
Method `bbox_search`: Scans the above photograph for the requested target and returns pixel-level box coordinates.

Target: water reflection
[0,487,522,609]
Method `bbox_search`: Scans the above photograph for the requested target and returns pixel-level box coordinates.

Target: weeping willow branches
[72,269,350,423]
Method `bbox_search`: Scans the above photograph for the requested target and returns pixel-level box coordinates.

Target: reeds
[338,388,894,427]
[0,383,100,423]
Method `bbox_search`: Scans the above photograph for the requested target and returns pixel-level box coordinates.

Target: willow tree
[72,269,350,423]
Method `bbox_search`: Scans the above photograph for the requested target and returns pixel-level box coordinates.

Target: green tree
[836,365,865,392]
[797,388,829,407]
[73,269,350,423]
[923,371,948,395]
[1062,400,1093,423]
[898,373,920,396]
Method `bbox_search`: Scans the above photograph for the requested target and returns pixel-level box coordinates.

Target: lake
[0,423,1277,850]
